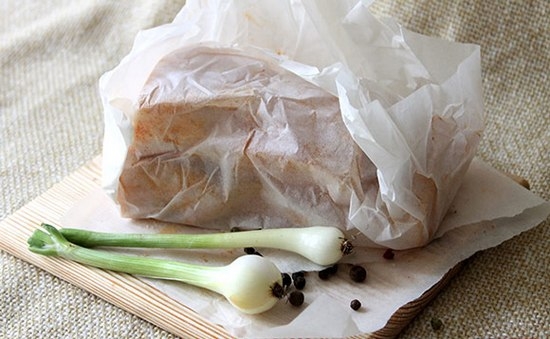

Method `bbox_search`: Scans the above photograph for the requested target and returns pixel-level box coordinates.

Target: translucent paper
[100,0,484,250]
[62,159,550,337]
[80,1,550,336]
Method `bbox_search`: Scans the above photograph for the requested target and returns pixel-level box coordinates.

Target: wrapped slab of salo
[99,0,484,250]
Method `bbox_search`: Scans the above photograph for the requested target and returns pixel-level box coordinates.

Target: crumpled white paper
[62,158,550,337]
[99,0,484,249]
[84,1,550,337]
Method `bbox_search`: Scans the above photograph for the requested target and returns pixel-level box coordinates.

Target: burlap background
[1,1,548,338]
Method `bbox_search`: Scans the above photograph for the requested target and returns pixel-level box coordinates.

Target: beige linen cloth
[1,0,548,338]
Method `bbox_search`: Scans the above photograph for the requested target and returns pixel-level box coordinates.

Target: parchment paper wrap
[62,158,550,337]
[100,0,484,250]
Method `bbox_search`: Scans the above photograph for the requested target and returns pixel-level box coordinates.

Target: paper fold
[85,1,550,336]
[100,0,485,249]
[62,157,550,337]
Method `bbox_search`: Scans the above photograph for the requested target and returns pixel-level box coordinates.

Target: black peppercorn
[349,265,367,282]
[383,249,395,260]
[318,268,331,280]
[244,247,256,254]
[327,264,338,275]
[288,291,304,307]
[244,247,262,256]
[271,282,285,299]
[350,299,361,311]
[318,264,338,280]
[293,275,306,290]
[291,271,305,281]
[281,273,292,288]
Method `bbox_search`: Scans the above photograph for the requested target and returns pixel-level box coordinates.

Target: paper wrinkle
[99,0,487,250]
[112,44,373,233]
[61,166,550,337]
[90,1,550,335]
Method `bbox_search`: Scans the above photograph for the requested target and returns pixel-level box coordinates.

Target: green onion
[28,224,283,314]
[59,225,353,266]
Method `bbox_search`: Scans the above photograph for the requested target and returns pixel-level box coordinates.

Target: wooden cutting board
[0,156,464,338]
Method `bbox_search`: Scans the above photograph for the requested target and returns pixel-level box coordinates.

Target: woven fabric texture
[1,1,548,338]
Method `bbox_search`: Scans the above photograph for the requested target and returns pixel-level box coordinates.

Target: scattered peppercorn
[243,247,263,256]
[349,265,367,282]
[318,264,339,280]
[244,247,256,254]
[281,273,292,288]
[291,271,305,281]
[318,268,332,280]
[293,275,306,290]
[288,291,305,307]
[383,249,395,260]
[350,299,361,311]
[271,282,285,299]
[430,317,443,331]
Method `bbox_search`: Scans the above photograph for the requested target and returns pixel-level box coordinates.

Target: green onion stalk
[59,225,354,266]
[28,224,284,314]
